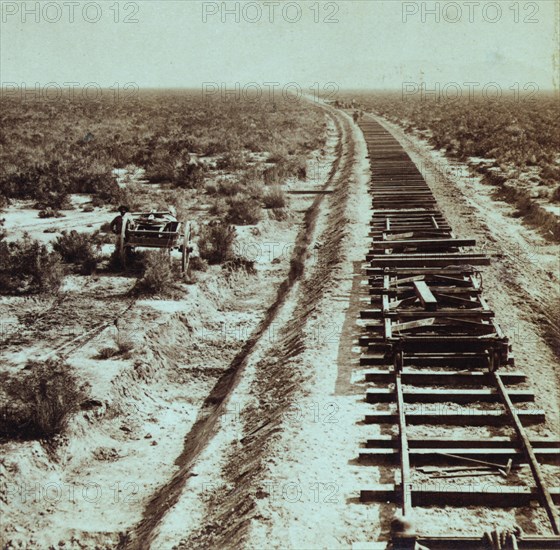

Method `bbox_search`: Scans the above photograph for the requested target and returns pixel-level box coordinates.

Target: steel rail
[354,112,560,548]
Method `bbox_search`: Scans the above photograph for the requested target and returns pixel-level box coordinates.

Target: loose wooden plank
[366,255,491,268]
[287,189,333,195]
[392,318,436,332]
[388,275,425,286]
[413,281,438,311]
[360,309,494,319]
[395,373,411,514]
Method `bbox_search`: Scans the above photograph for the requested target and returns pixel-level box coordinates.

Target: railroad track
[354,115,560,550]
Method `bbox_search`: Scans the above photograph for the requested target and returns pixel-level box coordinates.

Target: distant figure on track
[110,205,130,235]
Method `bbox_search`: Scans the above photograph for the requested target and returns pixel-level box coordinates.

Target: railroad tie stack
[354,116,560,549]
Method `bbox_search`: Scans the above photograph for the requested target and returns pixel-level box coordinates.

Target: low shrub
[53,230,100,274]
[34,192,72,211]
[209,198,229,218]
[226,194,262,225]
[215,177,243,196]
[269,207,289,221]
[145,160,173,183]
[174,162,206,189]
[204,181,218,195]
[240,166,263,186]
[96,346,119,360]
[222,256,256,275]
[96,334,135,360]
[284,155,307,179]
[263,186,287,208]
[245,182,263,200]
[0,234,64,294]
[38,208,64,219]
[189,255,208,271]
[134,250,176,295]
[198,222,236,264]
[0,359,86,440]
[540,164,560,184]
[216,151,247,170]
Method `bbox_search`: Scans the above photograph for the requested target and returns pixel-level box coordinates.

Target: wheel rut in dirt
[122,106,353,549]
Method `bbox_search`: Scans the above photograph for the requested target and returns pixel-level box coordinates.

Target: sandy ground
[0,113,342,549]
[159,105,377,550]
[1,195,112,245]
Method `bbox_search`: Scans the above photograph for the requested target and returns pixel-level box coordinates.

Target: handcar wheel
[182,223,192,275]
[119,217,128,268]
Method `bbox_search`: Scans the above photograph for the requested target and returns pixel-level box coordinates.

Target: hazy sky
[1,0,558,91]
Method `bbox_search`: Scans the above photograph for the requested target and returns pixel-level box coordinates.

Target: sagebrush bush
[226,194,262,225]
[0,359,85,440]
[216,151,247,170]
[53,230,100,274]
[145,159,173,183]
[215,177,243,196]
[209,198,229,218]
[0,234,64,294]
[263,186,287,208]
[198,222,236,264]
[245,182,263,200]
[174,162,206,189]
[540,164,560,184]
[38,208,63,219]
[96,333,135,359]
[134,250,176,295]
[240,166,263,186]
[222,256,256,275]
[189,255,208,271]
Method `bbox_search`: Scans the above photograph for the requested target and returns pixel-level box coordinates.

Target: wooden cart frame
[118,212,192,274]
